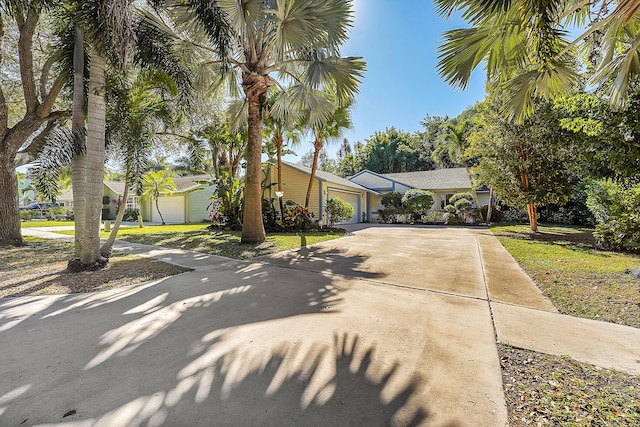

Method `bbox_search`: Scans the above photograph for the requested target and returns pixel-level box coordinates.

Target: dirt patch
[0,238,191,298]
[499,345,640,426]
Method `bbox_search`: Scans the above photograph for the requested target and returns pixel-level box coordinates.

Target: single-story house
[348,168,491,221]
[58,175,215,224]
[265,161,380,224]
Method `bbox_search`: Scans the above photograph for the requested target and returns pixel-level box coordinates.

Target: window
[440,193,454,210]
[126,196,140,211]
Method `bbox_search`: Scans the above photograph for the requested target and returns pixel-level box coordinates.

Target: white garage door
[327,190,359,224]
[153,196,185,223]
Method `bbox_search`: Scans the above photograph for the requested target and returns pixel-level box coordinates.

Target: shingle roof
[283,161,377,193]
[382,168,471,190]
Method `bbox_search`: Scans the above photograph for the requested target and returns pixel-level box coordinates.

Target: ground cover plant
[54,224,345,259]
[21,220,75,228]
[0,237,189,298]
[499,345,640,426]
[491,224,640,328]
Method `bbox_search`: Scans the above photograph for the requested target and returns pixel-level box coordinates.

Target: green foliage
[585,180,640,253]
[20,210,37,221]
[358,128,436,173]
[377,191,405,223]
[401,189,434,216]
[325,197,354,226]
[443,192,474,224]
[209,173,244,229]
[282,205,315,231]
[381,192,403,209]
[48,206,71,221]
[422,210,446,224]
[123,209,139,221]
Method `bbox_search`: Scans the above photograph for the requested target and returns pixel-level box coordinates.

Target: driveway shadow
[0,249,437,426]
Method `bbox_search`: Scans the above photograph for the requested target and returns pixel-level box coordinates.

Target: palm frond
[302,50,365,102]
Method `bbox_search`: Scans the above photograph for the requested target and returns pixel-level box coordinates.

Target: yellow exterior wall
[272,164,321,215]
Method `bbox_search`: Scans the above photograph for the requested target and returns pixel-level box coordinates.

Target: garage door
[153,196,185,223]
[327,190,359,224]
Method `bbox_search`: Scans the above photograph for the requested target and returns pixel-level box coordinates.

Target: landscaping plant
[325,197,354,226]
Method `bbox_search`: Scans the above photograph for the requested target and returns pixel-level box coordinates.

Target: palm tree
[163,0,365,243]
[436,0,640,121]
[141,170,176,225]
[264,90,303,219]
[432,118,485,222]
[304,96,353,208]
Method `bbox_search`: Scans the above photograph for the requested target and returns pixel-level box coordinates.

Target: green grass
[55,223,345,259]
[21,220,75,228]
[491,224,640,328]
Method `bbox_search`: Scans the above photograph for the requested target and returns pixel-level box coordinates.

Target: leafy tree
[359,128,434,173]
[0,2,69,246]
[141,169,176,225]
[163,0,365,243]
[469,94,577,232]
[299,148,339,175]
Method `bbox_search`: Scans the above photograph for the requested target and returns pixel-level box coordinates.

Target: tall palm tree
[163,0,365,243]
[436,0,640,121]
[432,119,485,222]
[141,169,176,225]
[304,96,353,208]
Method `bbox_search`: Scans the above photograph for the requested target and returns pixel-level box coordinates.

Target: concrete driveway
[4,225,635,426]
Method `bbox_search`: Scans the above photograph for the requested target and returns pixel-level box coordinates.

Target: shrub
[325,197,354,226]
[402,189,433,221]
[381,192,403,209]
[262,198,279,231]
[123,208,139,221]
[585,179,640,252]
[48,206,71,220]
[422,210,445,224]
[444,192,476,223]
[480,205,503,223]
[501,207,530,223]
[282,204,315,230]
[20,210,37,221]
[377,192,404,223]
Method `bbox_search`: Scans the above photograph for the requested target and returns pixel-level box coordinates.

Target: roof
[381,168,472,191]
[282,161,379,194]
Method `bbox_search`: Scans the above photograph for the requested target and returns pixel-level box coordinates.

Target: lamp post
[275,191,284,224]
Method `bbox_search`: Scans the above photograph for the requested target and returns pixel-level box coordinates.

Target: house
[348,168,491,221]
[57,175,216,224]
[265,161,380,224]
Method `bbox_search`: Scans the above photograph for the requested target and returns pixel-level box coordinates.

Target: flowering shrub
[282,204,315,230]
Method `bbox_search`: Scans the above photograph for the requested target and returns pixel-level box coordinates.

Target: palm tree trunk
[71,26,86,256]
[80,47,106,266]
[155,197,166,225]
[100,184,128,257]
[305,142,322,208]
[276,140,284,221]
[241,91,266,243]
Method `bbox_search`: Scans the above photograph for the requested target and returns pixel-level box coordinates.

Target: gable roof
[282,161,378,193]
[381,168,471,190]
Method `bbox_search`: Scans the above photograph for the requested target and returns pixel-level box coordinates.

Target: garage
[327,189,360,224]
[152,196,185,223]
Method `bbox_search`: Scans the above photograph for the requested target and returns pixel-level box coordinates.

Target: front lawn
[491,224,640,328]
[0,237,190,298]
[21,220,75,228]
[55,224,346,259]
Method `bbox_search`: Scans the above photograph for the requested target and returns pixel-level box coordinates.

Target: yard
[53,223,346,259]
[491,224,640,328]
[492,224,640,426]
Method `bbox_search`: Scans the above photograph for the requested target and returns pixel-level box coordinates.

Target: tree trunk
[276,139,284,221]
[305,141,322,208]
[80,48,106,266]
[71,26,86,256]
[155,197,166,225]
[241,91,266,243]
[101,184,128,257]
[527,203,538,232]
[486,187,494,225]
[464,164,484,222]
[0,150,22,245]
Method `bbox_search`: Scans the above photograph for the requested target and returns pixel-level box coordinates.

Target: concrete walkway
[1,225,638,426]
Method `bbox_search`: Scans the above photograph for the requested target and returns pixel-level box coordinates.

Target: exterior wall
[477,192,491,207]
[188,185,215,223]
[152,195,186,223]
[277,165,321,215]
[102,187,119,219]
[368,193,383,222]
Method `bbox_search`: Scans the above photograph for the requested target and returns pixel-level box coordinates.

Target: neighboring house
[348,168,491,221]
[58,175,216,224]
[265,161,380,224]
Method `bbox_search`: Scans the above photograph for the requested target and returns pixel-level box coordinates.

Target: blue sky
[330,0,486,149]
